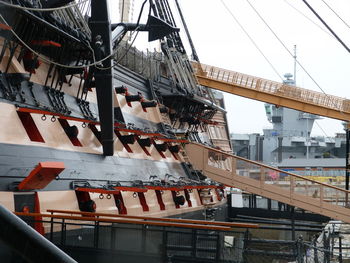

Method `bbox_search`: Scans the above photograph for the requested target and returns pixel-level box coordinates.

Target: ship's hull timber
[0,142,188,191]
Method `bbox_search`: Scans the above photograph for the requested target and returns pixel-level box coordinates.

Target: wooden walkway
[185,142,350,223]
[193,63,350,121]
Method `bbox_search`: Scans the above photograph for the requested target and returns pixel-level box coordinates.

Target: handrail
[46,209,259,229]
[15,212,232,231]
[192,142,350,195]
[186,142,350,222]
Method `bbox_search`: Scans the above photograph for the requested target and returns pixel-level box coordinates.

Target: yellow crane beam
[194,63,350,121]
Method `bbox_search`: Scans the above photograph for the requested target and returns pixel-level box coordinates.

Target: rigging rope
[219,0,283,81]
[301,0,350,53]
[0,14,115,70]
[283,0,333,38]
[245,0,333,100]
[0,0,90,12]
[0,11,141,72]
[314,120,335,142]
[320,0,350,30]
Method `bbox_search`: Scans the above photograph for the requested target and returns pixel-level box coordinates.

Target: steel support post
[90,0,114,156]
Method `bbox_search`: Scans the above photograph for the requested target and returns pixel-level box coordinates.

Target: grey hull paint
[0,143,188,191]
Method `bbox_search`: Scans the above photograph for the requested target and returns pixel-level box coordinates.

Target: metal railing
[13,211,249,263]
[8,210,347,263]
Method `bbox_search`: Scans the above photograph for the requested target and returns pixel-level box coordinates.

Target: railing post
[110,225,116,250]
[61,218,65,246]
[260,167,265,189]
[215,233,221,262]
[335,189,339,205]
[162,228,168,262]
[191,229,197,258]
[94,220,100,248]
[141,224,147,253]
[339,236,343,263]
[313,236,319,263]
[290,176,295,202]
[231,157,237,185]
[203,148,208,171]
[320,185,324,208]
[323,231,330,263]
[50,212,54,242]
[242,230,249,263]
[296,236,304,263]
[331,225,335,258]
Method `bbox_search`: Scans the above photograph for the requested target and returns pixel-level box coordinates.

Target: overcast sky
[110,0,350,137]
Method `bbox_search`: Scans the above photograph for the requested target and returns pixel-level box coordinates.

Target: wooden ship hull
[0,0,232,238]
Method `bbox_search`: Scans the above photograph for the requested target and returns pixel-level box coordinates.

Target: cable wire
[301,0,350,53]
[245,0,333,98]
[0,0,90,12]
[320,0,350,30]
[283,0,333,38]
[219,0,283,81]
[314,120,335,142]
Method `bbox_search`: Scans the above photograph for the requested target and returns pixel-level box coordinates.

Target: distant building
[278,158,345,180]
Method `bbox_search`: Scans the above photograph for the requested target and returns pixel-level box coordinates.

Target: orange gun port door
[14,192,35,227]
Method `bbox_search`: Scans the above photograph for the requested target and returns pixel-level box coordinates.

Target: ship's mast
[119,0,134,23]
[119,0,134,41]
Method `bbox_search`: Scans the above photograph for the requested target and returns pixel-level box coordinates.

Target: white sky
[109,0,350,137]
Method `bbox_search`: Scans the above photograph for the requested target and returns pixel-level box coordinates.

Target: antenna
[293,45,297,85]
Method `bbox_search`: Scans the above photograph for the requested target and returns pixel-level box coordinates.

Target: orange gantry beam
[194,63,350,121]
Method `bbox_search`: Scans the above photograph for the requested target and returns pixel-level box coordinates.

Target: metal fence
[45,217,246,263]
[1,213,348,263]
